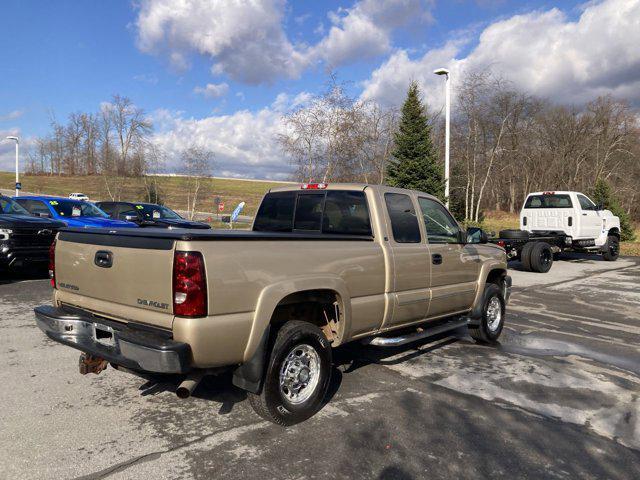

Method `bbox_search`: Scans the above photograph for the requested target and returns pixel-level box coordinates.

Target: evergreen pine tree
[591,179,636,242]
[386,81,445,200]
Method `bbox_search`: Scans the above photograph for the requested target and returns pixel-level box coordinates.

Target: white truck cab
[520,191,620,248]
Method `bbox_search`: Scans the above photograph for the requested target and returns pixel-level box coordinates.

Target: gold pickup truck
[35,183,511,425]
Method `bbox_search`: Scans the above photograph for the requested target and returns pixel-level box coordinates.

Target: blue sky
[1,0,638,178]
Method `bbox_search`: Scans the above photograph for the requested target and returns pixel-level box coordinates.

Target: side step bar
[363,318,468,347]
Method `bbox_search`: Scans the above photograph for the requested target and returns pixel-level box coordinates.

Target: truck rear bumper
[34,305,191,374]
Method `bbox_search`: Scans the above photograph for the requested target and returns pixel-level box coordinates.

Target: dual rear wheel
[520,241,553,273]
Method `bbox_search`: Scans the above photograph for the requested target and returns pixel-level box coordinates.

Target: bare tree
[179,145,215,220]
[109,95,152,176]
[278,76,397,184]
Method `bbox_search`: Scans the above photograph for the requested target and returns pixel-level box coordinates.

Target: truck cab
[520,191,620,248]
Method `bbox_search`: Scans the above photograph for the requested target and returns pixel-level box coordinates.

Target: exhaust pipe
[176,371,204,399]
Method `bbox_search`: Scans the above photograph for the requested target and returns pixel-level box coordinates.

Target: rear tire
[529,242,553,273]
[469,283,505,344]
[520,242,535,271]
[248,321,332,426]
[602,235,620,261]
[499,229,530,240]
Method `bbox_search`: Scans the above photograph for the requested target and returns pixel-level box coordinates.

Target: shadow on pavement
[0,268,48,285]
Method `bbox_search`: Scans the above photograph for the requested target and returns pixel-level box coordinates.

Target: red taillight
[173,251,207,317]
[49,239,56,289]
[497,240,506,248]
[301,183,327,190]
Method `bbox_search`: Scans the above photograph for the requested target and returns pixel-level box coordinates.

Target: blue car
[14,196,138,229]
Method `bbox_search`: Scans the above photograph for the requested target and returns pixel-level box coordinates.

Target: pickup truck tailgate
[54,231,175,329]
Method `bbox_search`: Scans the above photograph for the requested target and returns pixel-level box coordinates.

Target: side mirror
[596,202,605,211]
[466,227,488,244]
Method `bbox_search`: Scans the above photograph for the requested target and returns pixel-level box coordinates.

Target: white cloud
[0,110,24,122]
[134,0,433,84]
[312,0,435,68]
[0,129,34,173]
[193,82,230,99]
[362,0,640,108]
[151,106,289,180]
[135,0,309,84]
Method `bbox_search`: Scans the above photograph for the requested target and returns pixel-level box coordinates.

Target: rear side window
[253,192,296,232]
[384,193,421,243]
[524,194,573,208]
[118,206,140,220]
[323,191,371,236]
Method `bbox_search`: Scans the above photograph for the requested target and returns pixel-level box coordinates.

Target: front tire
[602,235,620,261]
[248,321,332,426]
[469,283,505,344]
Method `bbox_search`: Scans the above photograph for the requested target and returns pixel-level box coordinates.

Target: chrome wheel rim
[279,344,321,405]
[486,296,502,332]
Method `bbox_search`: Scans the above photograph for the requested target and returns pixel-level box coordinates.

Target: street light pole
[5,136,19,197]
[433,68,450,208]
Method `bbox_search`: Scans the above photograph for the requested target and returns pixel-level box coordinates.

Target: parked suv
[35,183,510,425]
[0,195,64,272]
[95,201,210,229]
[14,196,138,229]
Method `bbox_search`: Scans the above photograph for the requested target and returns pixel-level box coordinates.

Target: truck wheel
[529,242,553,273]
[602,235,620,261]
[469,283,505,344]
[520,242,535,271]
[248,321,332,426]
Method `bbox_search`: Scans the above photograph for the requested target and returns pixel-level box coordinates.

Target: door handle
[582,213,587,216]
[432,254,443,265]
[94,250,113,268]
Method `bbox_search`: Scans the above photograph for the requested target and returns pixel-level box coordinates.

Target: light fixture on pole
[5,136,20,197]
[433,68,450,208]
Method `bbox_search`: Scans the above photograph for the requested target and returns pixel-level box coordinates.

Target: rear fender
[243,276,351,362]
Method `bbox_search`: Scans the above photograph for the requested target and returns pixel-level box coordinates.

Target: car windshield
[0,197,31,215]
[48,199,108,218]
[136,204,182,220]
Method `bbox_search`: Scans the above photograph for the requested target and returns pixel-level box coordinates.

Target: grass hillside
[0,172,288,217]
[2,172,637,255]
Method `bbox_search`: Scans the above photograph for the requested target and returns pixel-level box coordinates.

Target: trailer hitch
[78,352,108,375]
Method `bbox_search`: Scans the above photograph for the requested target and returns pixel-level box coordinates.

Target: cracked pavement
[1,255,639,479]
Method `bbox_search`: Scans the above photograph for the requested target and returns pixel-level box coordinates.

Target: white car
[68,193,89,201]
[520,191,620,256]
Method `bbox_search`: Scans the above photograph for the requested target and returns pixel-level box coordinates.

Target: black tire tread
[520,242,535,271]
[529,241,553,273]
[602,235,620,261]
[499,229,530,240]
[247,320,331,426]
[469,282,505,345]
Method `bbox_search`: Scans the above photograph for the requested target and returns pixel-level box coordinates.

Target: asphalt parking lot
[1,255,639,480]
